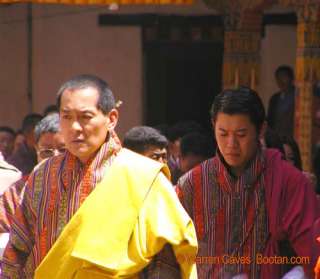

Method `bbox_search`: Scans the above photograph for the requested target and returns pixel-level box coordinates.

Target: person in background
[0,127,16,160]
[0,113,64,257]
[167,121,204,183]
[176,87,319,278]
[281,135,302,170]
[179,132,215,174]
[1,74,197,279]
[43,104,58,116]
[12,130,25,155]
[267,65,296,138]
[0,112,65,233]
[123,126,168,164]
[8,113,42,176]
[34,113,65,162]
[261,127,285,156]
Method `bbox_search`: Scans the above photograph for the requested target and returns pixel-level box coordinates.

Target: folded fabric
[35,148,198,279]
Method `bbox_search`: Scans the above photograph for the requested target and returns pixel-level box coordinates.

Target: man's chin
[69,148,90,159]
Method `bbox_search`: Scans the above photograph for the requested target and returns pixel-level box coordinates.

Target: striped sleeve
[0,176,36,278]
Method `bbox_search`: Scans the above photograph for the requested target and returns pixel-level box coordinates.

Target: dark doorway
[98,13,224,132]
[144,40,223,131]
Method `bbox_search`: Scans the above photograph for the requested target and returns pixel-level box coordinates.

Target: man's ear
[107,108,119,131]
[259,121,268,141]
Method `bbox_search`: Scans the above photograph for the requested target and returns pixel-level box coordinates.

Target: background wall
[0,2,297,138]
[259,24,297,110]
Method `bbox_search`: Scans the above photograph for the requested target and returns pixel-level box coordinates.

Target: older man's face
[36,132,65,162]
[59,87,117,164]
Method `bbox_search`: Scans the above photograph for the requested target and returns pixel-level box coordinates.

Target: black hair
[275,65,294,81]
[123,126,168,154]
[34,113,60,143]
[43,104,58,116]
[167,121,204,142]
[281,135,302,170]
[22,113,43,134]
[57,74,115,115]
[180,132,215,159]
[210,87,266,133]
[0,126,16,137]
[264,127,285,155]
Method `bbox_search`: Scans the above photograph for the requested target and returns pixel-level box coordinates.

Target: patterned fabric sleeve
[0,176,36,278]
[175,172,194,221]
[0,178,26,233]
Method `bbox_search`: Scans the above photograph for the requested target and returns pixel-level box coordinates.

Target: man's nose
[226,135,238,147]
[71,120,82,131]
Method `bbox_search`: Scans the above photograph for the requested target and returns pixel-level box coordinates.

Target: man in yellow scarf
[1,74,197,279]
[35,148,197,279]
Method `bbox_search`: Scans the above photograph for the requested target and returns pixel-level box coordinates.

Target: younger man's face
[213,112,259,176]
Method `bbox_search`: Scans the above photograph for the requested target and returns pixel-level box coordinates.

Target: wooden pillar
[293,2,320,171]
[222,11,263,90]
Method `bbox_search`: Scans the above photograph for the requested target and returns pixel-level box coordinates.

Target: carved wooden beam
[292,2,320,170]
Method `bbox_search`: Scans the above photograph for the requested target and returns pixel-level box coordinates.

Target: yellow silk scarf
[34,148,198,279]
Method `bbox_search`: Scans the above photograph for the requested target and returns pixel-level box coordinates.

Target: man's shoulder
[177,157,214,189]
[115,148,170,180]
[264,149,309,189]
[28,153,65,183]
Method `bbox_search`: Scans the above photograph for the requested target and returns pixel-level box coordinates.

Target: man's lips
[71,139,85,144]
[225,153,240,157]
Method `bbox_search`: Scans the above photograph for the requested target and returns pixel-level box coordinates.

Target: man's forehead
[60,88,99,106]
[38,132,64,145]
[145,146,166,153]
[214,113,255,131]
[60,107,97,113]
[215,113,251,123]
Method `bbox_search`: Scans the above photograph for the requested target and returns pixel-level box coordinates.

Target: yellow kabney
[34,148,198,279]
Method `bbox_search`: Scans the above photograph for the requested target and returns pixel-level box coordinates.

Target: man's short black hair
[123,126,168,154]
[43,104,58,116]
[0,126,16,137]
[180,132,215,159]
[210,87,266,133]
[34,113,60,143]
[275,65,294,81]
[57,74,115,115]
[22,113,43,134]
[167,121,204,142]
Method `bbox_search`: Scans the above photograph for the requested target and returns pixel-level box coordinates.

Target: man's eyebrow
[217,128,248,132]
[60,108,95,114]
[236,128,248,132]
